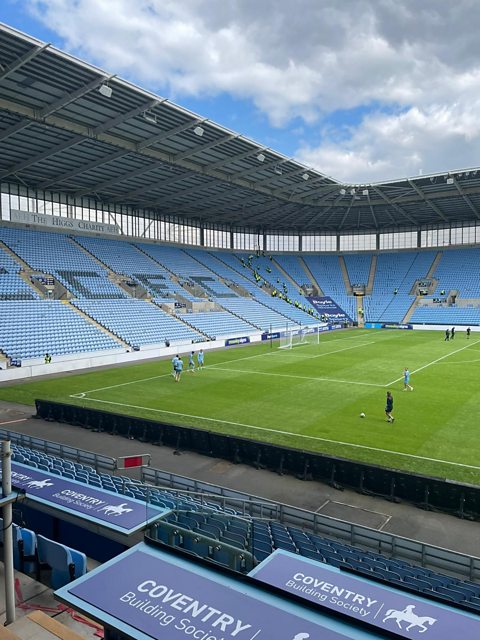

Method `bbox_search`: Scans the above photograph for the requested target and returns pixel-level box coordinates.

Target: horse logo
[383,605,437,633]
[25,479,54,489]
[100,503,133,517]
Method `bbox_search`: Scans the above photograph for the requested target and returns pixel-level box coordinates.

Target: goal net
[278,327,320,349]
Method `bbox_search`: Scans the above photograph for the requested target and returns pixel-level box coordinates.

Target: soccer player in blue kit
[197,349,205,370]
[403,368,413,391]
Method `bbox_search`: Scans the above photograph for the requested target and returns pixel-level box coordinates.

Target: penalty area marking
[384,339,480,386]
[71,335,381,397]
[67,395,480,473]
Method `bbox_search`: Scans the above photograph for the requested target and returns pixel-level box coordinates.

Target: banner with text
[6,462,165,534]
[66,547,350,640]
[307,297,351,322]
[250,551,479,640]
[10,210,120,236]
[225,336,250,347]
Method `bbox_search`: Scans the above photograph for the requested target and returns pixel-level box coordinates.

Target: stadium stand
[364,251,436,323]
[72,299,203,346]
[0,300,122,360]
[0,245,39,300]
[0,227,126,299]
[8,441,480,613]
[179,311,255,338]
[303,254,357,320]
[274,254,312,288]
[343,253,372,287]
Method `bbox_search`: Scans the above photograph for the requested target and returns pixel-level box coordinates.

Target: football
[360,412,366,418]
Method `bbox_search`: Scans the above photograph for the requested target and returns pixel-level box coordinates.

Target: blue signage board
[225,336,251,346]
[59,544,354,640]
[6,462,166,534]
[307,297,351,322]
[249,551,479,640]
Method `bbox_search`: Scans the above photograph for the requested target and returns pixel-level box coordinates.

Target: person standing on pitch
[171,354,179,378]
[197,349,204,370]
[451,326,455,340]
[403,368,413,391]
[444,328,450,341]
[188,351,196,372]
[175,356,183,382]
[385,391,395,423]
[467,327,471,339]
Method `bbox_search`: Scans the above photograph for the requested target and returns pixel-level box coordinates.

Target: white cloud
[23,0,480,181]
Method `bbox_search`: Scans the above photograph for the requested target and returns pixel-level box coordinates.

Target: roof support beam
[173,134,237,161]
[0,43,50,82]
[452,178,480,219]
[407,179,449,222]
[110,171,195,204]
[371,185,416,225]
[37,99,160,189]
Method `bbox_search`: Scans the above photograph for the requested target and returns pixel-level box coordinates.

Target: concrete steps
[64,300,130,348]
[299,257,323,295]
[402,297,420,324]
[366,254,377,294]
[338,256,353,294]
[426,251,442,278]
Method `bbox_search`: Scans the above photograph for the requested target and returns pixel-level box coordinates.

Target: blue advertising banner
[307,297,351,322]
[225,336,250,346]
[381,323,413,330]
[63,546,352,640]
[6,462,166,534]
[249,551,479,640]
[261,331,281,341]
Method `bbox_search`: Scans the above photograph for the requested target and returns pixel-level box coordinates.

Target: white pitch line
[74,334,381,396]
[209,366,384,388]
[384,339,480,386]
[67,396,480,472]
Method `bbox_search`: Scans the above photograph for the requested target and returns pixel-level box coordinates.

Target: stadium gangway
[142,465,480,583]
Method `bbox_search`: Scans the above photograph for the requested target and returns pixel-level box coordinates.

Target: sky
[2,0,480,183]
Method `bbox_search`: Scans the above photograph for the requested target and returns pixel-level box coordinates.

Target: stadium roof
[1,22,480,233]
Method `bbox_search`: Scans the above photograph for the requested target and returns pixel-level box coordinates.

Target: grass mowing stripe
[209,366,385,388]
[68,395,480,472]
[75,334,379,396]
[384,339,480,386]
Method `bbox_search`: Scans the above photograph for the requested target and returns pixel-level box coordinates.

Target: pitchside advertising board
[306,297,352,322]
[249,550,479,640]
[57,544,353,640]
[5,462,166,534]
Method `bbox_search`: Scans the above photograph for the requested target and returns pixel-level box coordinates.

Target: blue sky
[2,0,480,183]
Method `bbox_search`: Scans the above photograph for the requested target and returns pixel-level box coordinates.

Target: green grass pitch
[1,328,479,485]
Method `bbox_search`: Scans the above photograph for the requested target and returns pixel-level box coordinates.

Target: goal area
[279,327,320,349]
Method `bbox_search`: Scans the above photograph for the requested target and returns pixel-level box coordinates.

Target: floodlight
[98,84,112,98]
[446,177,454,184]
[350,188,356,195]
[302,173,309,181]
[362,189,369,196]
[143,110,157,124]
[257,153,266,162]
[274,166,282,175]
[339,188,346,195]
[193,126,204,137]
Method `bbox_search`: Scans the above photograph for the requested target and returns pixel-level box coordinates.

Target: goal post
[278,326,320,349]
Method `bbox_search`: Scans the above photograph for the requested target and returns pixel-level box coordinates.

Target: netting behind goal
[278,328,320,349]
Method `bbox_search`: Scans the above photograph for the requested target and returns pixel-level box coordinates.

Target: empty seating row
[73,299,202,346]
[10,442,480,612]
[0,301,121,359]
[0,517,86,589]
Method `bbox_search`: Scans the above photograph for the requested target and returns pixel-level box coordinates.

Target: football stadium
[0,11,479,640]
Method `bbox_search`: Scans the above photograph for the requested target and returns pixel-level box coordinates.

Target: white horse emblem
[383,605,437,633]
[100,503,133,517]
[25,479,54,489]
